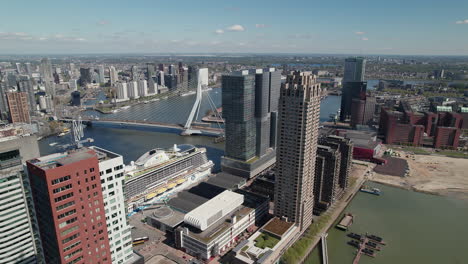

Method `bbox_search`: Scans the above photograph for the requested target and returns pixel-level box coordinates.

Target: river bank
[370,151,468,200]
[304,182,468,264]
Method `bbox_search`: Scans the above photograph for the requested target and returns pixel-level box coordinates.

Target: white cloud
[227,24,245,32]
[255,24,267,28]
[455,19,468,24]
[361,37,369,41]
[97,20,110,25]
[215,29,224,34]
[355,31,366,35]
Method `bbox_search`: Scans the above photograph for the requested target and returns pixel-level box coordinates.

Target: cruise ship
[124,144,213,212]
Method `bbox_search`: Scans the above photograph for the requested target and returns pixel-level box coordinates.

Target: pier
[320,233,329,264]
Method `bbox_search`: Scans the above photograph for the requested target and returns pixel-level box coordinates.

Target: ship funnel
[173,144,180,152]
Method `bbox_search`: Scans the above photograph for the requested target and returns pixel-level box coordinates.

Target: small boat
[336,213,354,230]
[365,241,381,251]
[360,186,381,196]
[58,131,69,137]
[362,248,376,257]
[347,233,362,240]
[366,234,386,245]
[347,240,361,248]
[49,142,58,146]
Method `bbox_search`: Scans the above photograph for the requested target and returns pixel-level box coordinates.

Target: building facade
[27,148,112,264]
[7,92,30,123]
[0,135,44,263]
[274,71,321,231]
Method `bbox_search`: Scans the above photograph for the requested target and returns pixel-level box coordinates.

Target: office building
[71,91,81,106]
[168,64,176,75]
[199,68,209,87]
[69,79,78,90]
[147,63,155,79]
[274,71,321,231]
[158,71,165,87]
[109,66,118,86]
[40,58,53,83]
[148,78,157,94]
[340,57,367,121]
[7,92,30,123]
[178,67,188,91]
[0,134,44,263]
[137,80,148,97]
[27,148,112,264]
[116,82,128,100]
[89,147,134,264]
[340,81,367,121]
[343,57,366,82]
[127,81,139,99]
[0,81,9,119]
[187,65,199,91]
[350,95,376,127]
[25,62,33,76]
[164,74,178,91]
[79,68,92,86]
[18,75,37,115]
[221,68,280,178]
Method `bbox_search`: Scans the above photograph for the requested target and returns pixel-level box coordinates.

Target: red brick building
[27,148,111,264]
[7,92,30,123]
[379,107,463,148]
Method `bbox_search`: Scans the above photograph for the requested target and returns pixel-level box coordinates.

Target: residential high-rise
[89,147,134,264]
[131,66,138,80]
[7,91,30,123]
[340,81,367,121]
[221,68,281,178]
[314,145,341,214]
[138,79,148,97]
[109,66,118,86]
[26,148,112,264]
[343,57,366,82]
[147,63,155,79]
[98,65,106,84]
[40,58,53,82]
[116,82,128,100]
[319,135,353,191]
[18,75,37,115]
[0,81,9,119]
[274,71,321,231]
[25,62,33,76]
[0,134,44,263]
[127,81,139,99]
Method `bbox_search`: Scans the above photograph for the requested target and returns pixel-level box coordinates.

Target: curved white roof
[184,190,244,231]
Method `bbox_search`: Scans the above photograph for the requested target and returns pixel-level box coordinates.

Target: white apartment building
[137,80,148,97]
[91,146,134,264]
[116,82,128,100]
[127,81,139,99]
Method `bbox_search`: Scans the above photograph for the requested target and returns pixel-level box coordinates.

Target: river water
[305,182,468,264]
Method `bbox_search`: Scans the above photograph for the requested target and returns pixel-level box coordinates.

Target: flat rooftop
[90,146,121,161]
[262,218,294,238]
[28,148,96,170]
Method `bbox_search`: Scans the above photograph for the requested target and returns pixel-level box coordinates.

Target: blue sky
[1,0,467,55]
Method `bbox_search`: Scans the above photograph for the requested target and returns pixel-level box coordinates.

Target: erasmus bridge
[63,69,224,137]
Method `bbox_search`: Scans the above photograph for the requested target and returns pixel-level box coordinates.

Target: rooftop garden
[254,233,280,249]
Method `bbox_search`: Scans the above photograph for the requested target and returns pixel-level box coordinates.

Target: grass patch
[435,151,468,159]
[242,245,249,252]
[254,233,280,249]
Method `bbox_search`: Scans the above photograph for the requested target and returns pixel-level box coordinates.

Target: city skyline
[0,0,467,55]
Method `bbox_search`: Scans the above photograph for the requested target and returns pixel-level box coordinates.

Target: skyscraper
[18,75,37,115]
[98,65,106,84]
[109,66,118,86]
[116,82,128,100]
[79,68,92,86]
[221,68,281,178]
[343,57,366,82]
[27,148,112,264]
[138,79,148,97]
[25,62,33,76]
[40,58,53,83]
[131,65,138,81]
[274,71,321,231]
[7,91,30,123]
[340,57,367,121]
[127,81,139,99]
[0,81,9,119]
[0,134,44,263]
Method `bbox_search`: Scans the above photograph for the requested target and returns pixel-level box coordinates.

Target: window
[58,209,76,219]
[106,168,112,174]
[63,241,81,252]
[62,233,79,244]
[91,176,96,181]
[52,175,71,185]
[90,168,95,172]
[53,184,72,194]
[59,217,78,228]
[54,192,74,203]
[114,165,123,171]
[56,201,75,211]
[61,225,79,236]
[107,176,113,182]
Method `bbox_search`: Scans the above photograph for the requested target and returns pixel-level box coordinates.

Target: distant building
[127,81,139,99]
[131,65,138,80]
[98,65,106,83]
[221,68,280,178]
[164,74,178,91]
[109,66,119,85]
[340,81,367,121]
[138,80,148,97]
[25,62,33,76]
[79,67,92,85]
[71,91,81,106]
[17,75,37,115]
[147,63,155,79]
[343,57,366,82]
[7,92,30,123]
[158,71,165,87]
[0,81,9,119]
[274,71,321,231]
[0,134,44,263]
[199,68,209,87]
[116,82,128,100]
[350,96,376,127]
[27,148,112,264]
